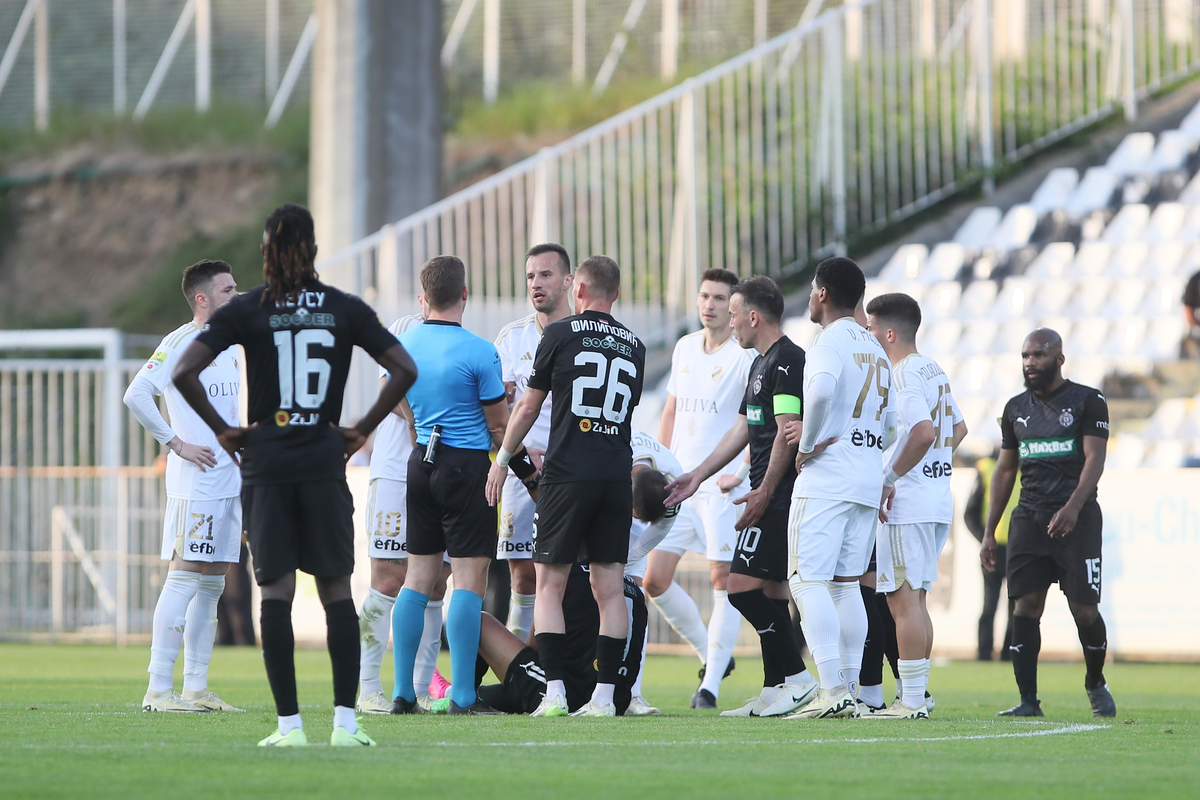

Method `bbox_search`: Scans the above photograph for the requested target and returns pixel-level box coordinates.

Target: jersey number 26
[572,352,637,423]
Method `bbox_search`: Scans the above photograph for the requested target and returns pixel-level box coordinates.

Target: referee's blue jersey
[398,320,505,450]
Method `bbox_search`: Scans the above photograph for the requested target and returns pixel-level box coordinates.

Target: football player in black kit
[486,255,646,717]
[982,328,1115,718]
[665,276,816,717]
[173,204,418,746]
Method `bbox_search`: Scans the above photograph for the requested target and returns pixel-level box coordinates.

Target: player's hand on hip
[485,461,508,506]
[715,473,743,493]
[527,447,545,472]
[1047,503,1079,538]
[332,423,368,460]
[172,439,218,471]
[663,471,702,507]
[783,419,803,446]
[215,424,254,465]
[795,438,837,471]
[878,484,895,524]
[980,532,997,572]
[732,488,767,530]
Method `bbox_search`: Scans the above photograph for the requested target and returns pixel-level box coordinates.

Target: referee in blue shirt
[390,255,537,715]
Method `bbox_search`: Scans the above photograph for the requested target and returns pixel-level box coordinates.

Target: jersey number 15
[572,352,637,423]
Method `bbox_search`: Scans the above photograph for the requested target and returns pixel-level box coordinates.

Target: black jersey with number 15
[195,281,398,486]
[528,310,646,484]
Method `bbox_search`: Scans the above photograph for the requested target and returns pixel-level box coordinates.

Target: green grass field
[1,644,1196,799]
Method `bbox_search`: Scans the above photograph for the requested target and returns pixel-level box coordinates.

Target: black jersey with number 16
[527,310,646,484]
[195,281,398,486]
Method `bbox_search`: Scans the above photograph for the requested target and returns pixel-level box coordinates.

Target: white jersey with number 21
[793,317,894,508]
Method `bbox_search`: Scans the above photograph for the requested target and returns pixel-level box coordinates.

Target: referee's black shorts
[242,479,355,585]
[533,480,631,565]
[406,444,497,559]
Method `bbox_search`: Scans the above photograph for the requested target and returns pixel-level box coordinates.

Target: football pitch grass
[1,644,1197,799]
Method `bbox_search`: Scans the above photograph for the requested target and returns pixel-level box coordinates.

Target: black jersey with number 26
[739,336,806,509]
[527,310,646,484]
[195,281,398,486]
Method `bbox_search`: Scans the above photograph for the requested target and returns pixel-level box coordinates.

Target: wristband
[883,467,900,487]
[496,446,514,467]
[734,461,751,481]
[509,446,537,481]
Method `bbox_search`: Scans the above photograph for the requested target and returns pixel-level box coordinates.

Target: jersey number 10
[572,352,637,423]
[273,329,333,410]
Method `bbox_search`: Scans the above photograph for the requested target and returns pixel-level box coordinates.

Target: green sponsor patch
[1018,437,1075,458]
[746,405,764,425]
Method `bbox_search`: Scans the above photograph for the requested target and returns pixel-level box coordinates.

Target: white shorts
[652,490,739,562]
[162,496,241,563]
[875,522,951,593]
[787,497,877,581]
[366,478,409,559]
[497,473,536,560]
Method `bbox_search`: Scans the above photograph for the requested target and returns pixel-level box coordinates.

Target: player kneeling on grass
[864,293,967,719]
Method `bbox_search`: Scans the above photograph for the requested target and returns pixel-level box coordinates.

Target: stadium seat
[954,356,993,397]
[953,207,1003,252]
[1144,129,1195,176]
[957,280,1000,320]
[1100,278,1149,317]
[879,244,928,281]
[1142,316,1187,359]
[863,279,893,305]
[1106,433,1148,469]
[1100,204,1150,244]
[1068,318,1111,354]
[987,205,1038,254]
[1065,278,1113,318]
[924,282,962,320]
[956,320,999,357]
[1176,243,1200,277]
[1173,398,1200,440]
[922,243,967,284]
[917,319,962,355]
[1140,397,1189,439]
[987,354,1026,397]
[1180,99,1200,142]
[1144,241,1188,277]
[1138,276,1186,318]
[782,317,819,349]
[953,397,994,437]
[1064,167,1118,220]
[1105,132,1156,179]
[1070,242,1112,277]
[1144,203,1189,242]
[990,278,1038,320]
[1104,243,1150,279]
[1179,170,1200,206]
[1144,440,1186,469]
[1175,206,1200,242]
[1102,317,1148,355]
[1064,355,1109,390]
[1029,168,1080,218]
[1026,279,1075,317]
[1025,242,1076,279]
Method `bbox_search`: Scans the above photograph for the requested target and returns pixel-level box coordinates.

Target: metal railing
[320,0,1200,420]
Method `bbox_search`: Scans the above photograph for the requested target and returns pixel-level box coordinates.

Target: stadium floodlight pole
[482,0,499,104]
[196,0,211,112]
[113,0,126,113]
[33,0,46,131]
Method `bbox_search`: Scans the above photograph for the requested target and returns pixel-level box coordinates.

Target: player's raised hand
[878,483,895,523]
[332,423,368,460]
[980,531,998,572]
[732,487,768,530]
[170,438,218,471]
[795,438,837,471]
[783,419,803,446]
[1047,503,1079,538]
[664,471,703,507]
[215,424,255,465]
[485,460,508,506]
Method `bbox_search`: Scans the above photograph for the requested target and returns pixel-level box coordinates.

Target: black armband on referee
[509,446,537,481]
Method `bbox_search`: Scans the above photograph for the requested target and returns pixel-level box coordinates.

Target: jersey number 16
[273,329,332,410]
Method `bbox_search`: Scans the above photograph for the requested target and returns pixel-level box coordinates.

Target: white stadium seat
[1141,397,1189,439]
[1105,132,1156,178]
[1027,279,1075,317]
[924,281,962,320]
[987,354,1026,398]
[879,244,928,281]
[1144,203,1188,243]
[917,319,962,356]
[1176,243,1200,278]
[1180,99,1200,142]
[1070,242,1112,277]
[1065,167,1118,220]
[1106,434,1148,470]
[863,279,893,306]
[1104,243,1150,279]
[1138,276,1186,318]
[957,280,1000,320]
[956,320,999,358]
[1144,129,1195,176]
[1100,204,1150,244]
[1145,241,1188,277]
[1174,398,1200,441]
[1068,318,1111,354]
[1029,168,1079,217]
[923,243,967,284]
[992,319,1033,353]
[990,278,1038,320]
[986,205,1038,254]
[1175,206,1200,242]
[1144,440,1185,469]
[1179,170,1200,206]
[954,356,993,397]
[953,207,1003,251]
[1143,316,1186,359]
[1100,278,1149,317]
[1102,317,1148,356]
[1063,355,1108,390]
[782,317,819,349]
[1065,278,1113,318]
[954,397,994,435]
[1025,242,1076,279]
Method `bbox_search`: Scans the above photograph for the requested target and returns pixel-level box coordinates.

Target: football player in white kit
[493,243,574,642]
[123,260,243,713]
[787,257,895,719]
[650,268,752,708]
[356,307,451,714]
[865,293,966,718]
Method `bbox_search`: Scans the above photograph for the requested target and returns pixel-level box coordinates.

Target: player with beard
[983,329,1115,718]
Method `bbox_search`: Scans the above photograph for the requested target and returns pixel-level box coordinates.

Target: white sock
[278,713,302,735]
[859,683,884,707]
[649,582,708,662]
[591,682,615,707]
[785,668,813,686]
[414,599,443,695]
[699,589,741,698]
[631,629,649,697]
[333,705,357,733]
[829,580,866,697]
[923,658,931,696]
[147,571,201,692]
[789,576,842,690]
[507,591,536,643]
[895,676,904,698]
[182,574,224,693]
[899,659,927,708]
[546,679,566,701]
[358,587,397,695]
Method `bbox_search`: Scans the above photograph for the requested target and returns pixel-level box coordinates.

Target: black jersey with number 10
[527,310,646,484]
[195,281,398,486]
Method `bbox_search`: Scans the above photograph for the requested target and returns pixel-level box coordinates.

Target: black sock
[876,591,899,679]
[324,598,359,709]
[535,632,567,683]
[261,599,298,717]
[596,635,625,686]
[1010,615,1042,703]
[860,585,885,687]
[775,598,807,675]
[1076,613,1108,690]
[729,590,804,682]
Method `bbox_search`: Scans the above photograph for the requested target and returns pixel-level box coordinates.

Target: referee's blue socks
[446,589,484,709]
[392,588,429,703]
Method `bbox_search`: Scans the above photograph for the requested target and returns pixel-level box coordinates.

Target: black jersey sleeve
[527,326,558,393]
[1000,397,1018,450]
[771,347,806,415]
[1080,390,1110,440]
[348,296,400,357]
[195,294,247,353]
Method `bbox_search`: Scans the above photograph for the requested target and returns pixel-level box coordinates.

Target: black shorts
[477,647,546,714]
[1007,501,1103,604]
[242,480,355,585]
[533,481,631,565]
[406,445,497,559]
[730,501,789,582]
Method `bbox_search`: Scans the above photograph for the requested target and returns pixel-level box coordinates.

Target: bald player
[983,329,1115,719]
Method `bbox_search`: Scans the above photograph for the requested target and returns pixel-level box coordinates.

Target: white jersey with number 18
[793,317,894,508]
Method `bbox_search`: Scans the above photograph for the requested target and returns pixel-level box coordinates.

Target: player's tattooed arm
[1048,434,1106,538]
[663,416,749,507]
[981,447,1020,570]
